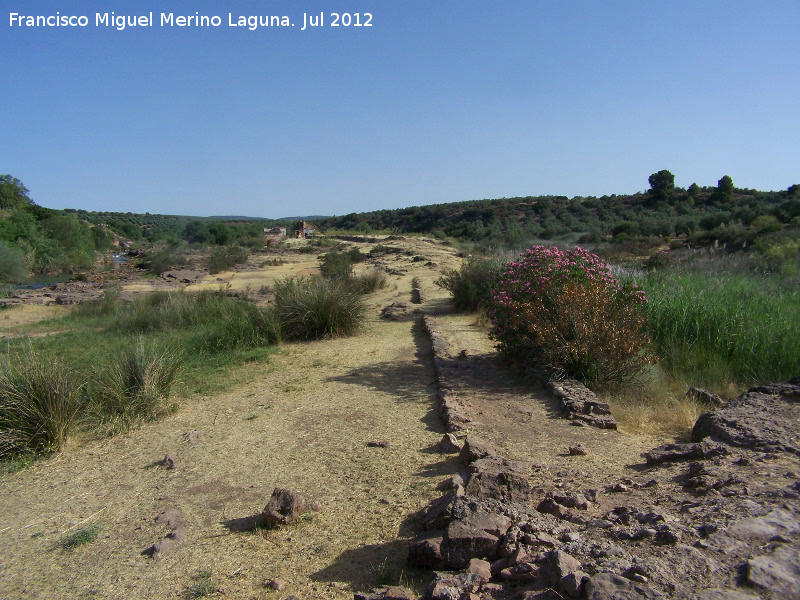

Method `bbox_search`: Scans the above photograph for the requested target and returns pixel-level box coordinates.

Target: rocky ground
[388,316,800,600]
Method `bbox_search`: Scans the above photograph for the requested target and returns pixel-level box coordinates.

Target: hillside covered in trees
[319,171,800,252]
[2,170,799,283]
[0,174,284,282]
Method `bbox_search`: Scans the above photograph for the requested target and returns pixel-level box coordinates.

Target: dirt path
[427,313,660,489]
[0,283,453,599]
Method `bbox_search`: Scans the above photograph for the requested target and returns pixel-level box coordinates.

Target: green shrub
[435,255,502,311]
[0,240,28,283]
[208,245,248,275]
[260,258,284,267]
[0,346,84,457]
[347,247,367,263]
[142,247,185,275]
[273,276,364,340]
[319,251,354,280]
[485,245,655,387]
[88,339,181,434]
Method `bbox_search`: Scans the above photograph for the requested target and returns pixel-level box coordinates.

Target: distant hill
[276,215,332,222]
[314,179,800,251]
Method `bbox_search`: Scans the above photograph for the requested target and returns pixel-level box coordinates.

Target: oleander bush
[486,245,655,386]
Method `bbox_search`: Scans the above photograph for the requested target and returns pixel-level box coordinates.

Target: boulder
[441,512,511,568]
[727,508,800,541]
[686,387,726,407]
[644,442,727,465]
[585,572,663,599]
[355,587,415,600]
[408,530,445,569]
[263,488,307,525]
[745,545,800,597]
[459,437,499,466]
[464,456,534,504]
[381,302,410,321]
[465,558,492,581]
[692,383,800,454]
[422,572,483,600]
[550,550,582,586]
[438,433,463,453]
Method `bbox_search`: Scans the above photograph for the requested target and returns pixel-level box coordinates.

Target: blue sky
[2,1,798,218]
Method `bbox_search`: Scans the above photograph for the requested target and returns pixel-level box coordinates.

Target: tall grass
[273,276,365,340]
[87,339,182,434]
[76,289,121,318]
[0,346,83,457]
[113,288,282,351]
[638,268,800,388]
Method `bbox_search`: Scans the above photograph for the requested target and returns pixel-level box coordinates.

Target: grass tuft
[189,570,216,598]
[273,276,365,340]
[0,346,84,458]
[61,524,102,549]
[87,339,182,435]
[350,269,388,294]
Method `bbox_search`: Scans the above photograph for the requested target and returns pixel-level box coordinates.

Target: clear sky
[2,1,798,218]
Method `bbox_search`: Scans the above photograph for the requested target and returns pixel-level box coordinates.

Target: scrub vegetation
[1,168,797,460]
[1,278,371,459]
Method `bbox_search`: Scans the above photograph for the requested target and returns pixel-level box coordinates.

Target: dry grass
[601,368,735,439]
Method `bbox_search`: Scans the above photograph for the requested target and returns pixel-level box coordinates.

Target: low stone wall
[421,315,617,431]
[547,380,617,430]
[421,315,474,432]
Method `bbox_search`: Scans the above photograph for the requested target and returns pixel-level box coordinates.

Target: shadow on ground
[325,319,445,432]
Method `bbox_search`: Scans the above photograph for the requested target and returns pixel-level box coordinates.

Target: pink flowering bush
[485,245,655,386]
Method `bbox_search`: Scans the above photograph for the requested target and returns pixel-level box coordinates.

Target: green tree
[208,222,232,245]
[0,240,28,283]
[0,175,32,209]
[648,170,675,205]
[184,220,210,244]
[715,175,734,203]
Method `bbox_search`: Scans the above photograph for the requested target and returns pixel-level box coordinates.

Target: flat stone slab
[693,380,800,454]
